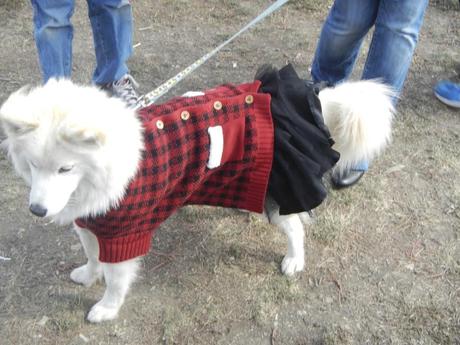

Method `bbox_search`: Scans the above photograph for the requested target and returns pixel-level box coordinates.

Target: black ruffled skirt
[256,64,340,215]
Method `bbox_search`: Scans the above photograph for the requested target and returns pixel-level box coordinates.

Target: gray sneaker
[99,74,140,108]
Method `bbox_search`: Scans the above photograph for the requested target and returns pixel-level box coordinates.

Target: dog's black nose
[29,204,47,217]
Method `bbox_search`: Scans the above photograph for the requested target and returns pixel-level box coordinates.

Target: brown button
[245,95,254,104]
[181,110,190,121]
[156,120,164,130]
[213,101,222,110]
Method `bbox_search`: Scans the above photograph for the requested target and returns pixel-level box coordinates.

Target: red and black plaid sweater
[75,81,274,263]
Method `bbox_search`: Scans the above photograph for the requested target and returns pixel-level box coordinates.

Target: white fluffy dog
[0,78,394,322]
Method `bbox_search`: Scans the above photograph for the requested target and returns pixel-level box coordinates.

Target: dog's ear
[0,87,39,137]
[58,125,106,149]
[1,117,39,137]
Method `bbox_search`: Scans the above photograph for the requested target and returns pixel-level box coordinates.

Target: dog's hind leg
[270,210,305,276]
[70,225,103,287]
[87,258,139,323]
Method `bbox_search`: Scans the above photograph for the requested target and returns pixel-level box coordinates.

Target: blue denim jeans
[30,0,133,84]
[311,0,428,171]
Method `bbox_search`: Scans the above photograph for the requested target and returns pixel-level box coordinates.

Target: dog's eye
[58,166,74,174]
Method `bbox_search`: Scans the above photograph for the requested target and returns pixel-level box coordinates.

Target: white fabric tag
[207,126,224,169]
[182,91,205,98]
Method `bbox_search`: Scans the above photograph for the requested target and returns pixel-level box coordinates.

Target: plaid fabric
[75,81,274,263]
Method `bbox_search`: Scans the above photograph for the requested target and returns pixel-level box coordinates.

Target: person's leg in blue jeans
[86,0,133,84]
[86,0,138,107]
[311,1,379,85]
[362,0,429,95]
[311,0,428,188]
[31,0,75,82]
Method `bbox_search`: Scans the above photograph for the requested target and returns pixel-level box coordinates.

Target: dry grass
[0,1,459,344]
[431,0,460,10]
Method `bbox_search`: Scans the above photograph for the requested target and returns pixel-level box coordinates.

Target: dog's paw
[87,303,119,323]
[281,255,304,276]
[70,264,102,287]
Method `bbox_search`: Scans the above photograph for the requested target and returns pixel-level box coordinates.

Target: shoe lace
[111,74,140,108]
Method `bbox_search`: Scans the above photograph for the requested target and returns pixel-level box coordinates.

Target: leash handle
[136,0,290,109]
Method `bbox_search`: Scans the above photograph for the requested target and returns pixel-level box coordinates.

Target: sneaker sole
[435,93,460,108]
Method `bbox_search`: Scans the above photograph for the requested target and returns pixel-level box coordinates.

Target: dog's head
[0,79,143,222]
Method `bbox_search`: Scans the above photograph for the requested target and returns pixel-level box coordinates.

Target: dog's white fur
[318,80,395,173]
[0,80,144,224]
[0,78,394,322]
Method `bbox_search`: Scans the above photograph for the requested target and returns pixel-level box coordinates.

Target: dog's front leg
[86,258,139,323]
[71,225,103,287]
[270,212,305,276]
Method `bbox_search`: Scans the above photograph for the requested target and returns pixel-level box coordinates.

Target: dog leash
[135,0,290,109]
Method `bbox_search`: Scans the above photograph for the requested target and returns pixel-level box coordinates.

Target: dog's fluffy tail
[318,80,396,173]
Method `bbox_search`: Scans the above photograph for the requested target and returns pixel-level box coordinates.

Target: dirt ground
[0,0,459,344]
